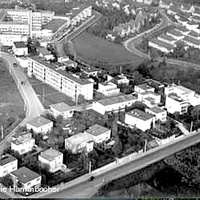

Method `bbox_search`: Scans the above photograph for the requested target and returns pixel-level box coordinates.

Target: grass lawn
[28,77,75,108]
[0,60,24,135]
[72,32,144,66]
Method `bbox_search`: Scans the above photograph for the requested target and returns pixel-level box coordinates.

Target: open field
[29,77,75,109]
[0,60,24,136]
[72,32,144,66]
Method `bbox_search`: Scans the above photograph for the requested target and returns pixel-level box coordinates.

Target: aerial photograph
[0,0,200,198]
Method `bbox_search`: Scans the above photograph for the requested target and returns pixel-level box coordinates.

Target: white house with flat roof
[92,94,138,115]
[0,154,18,177]
[11,133,35,155]
[134,83,155,94]
[38,148,63,173]
[65,132,94,154]
[115,74,130,85]
[138,91,161,108]
[145,106,167,122]
[10,167,41,192]
[49,102,75,119]
[125,109,155,131]
[97,82,120,97]
[84,124,111,144]
[26,116,53,134]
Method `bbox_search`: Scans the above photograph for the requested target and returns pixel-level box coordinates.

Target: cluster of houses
[149,1,200,53]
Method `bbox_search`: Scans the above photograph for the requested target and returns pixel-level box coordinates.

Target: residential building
[159,0,173,9]
[185,21,199,32]
[0,154,18,177]
[192,9,200,17]
[84,124,111,144]
[115,74,130,85]
[0,33,27,46]
[149,38,175,53]
[26,116,53,134]
[191,15,200,23]
[166,29,185,40]
[16,57,29,68]
[157,33,177,45]
[183,35,200,49]
[37,47,54,60]
[165,93,189,114]
[167,5,180,15]
[13,41,28,56]
[38,148,63,173]
[97,82,120,96]
[125,109,155,131]
[181,4,195,13]
[49,102,76,119]
[81,66,101,77]
[10,167,41,192]
[188,30,200,40]
[174,26,190,36]
[92,94,138,115]
[177,17,189,26]
[138,91,161,107]
[145,106,167,122]
[11,133,35,155]
[134,83,155,94]
[65,132,94,154]
[27,56,93,101]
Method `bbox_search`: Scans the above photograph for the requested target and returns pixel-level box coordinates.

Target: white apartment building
[27,56,93,101]
[138,91,161,108]
[0,33,27,46]
[134,83,155,94]
[11,133,35,155]
[93,94,138,115]
[84,124,111,144]
[98,82,120,96]
[125,109,155,131]
[38,148,63,173]
[165,93,189,114]
[65,132,94,154]
[70,5,92,26]
[26,116,53,134]
[145,106,167,122]
[10,167,41,192]
[0,154,18,177]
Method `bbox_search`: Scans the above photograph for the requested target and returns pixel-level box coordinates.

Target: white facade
[13,42,28,56]
[98,82,120,96]
[145,106,167,122]
[125,109,155,131]
[65,132,94,154]
[157,34,177,45]
[84,124,111,144]
[11,133,35,155]
[0,33,27,46]
[26,116,53,134]
[92,95,138,115]
[10,167,41,192]
[38,149,63,173]
[0,154,18,177]
[134,83,155,94]
[166,30,185,41]
[27,57,93,101]
[115,74,130,85]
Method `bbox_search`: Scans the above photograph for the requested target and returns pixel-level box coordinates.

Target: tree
[112,136,123,157]
[1,175,13,187]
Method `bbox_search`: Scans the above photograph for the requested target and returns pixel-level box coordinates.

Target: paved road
[123,9,171,58]
[0,53,45,153]
[40,130,200,198]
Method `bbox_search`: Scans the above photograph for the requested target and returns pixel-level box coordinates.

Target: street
[0,53,45,154]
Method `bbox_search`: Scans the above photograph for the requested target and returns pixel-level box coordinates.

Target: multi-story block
[26,116,53,134]
[92,94,137,115]
[27,56,93,101]
[145,106,167,122]
[0,33,27,46]
[13,41,28,56]
[125,109,155,131]
[97,82,120,97]
[65,132,94,154]
[38,148,63,173]
[0,154,18,177]
[84,124,111,144]
[10,167,41,192]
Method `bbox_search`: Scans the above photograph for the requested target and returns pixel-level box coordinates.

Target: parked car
[88,176,95,181]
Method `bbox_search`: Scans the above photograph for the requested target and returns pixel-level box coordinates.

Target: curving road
[0,52,45,154]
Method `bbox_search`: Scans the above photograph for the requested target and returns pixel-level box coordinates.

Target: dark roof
[11,167,40,184]
[13,41,27,48]
[158,33,176,41]
[184,35,200,45]
[146,106,166,114]
[38,47,52,56]
[0,154,17,166]
[42,19,67,33]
